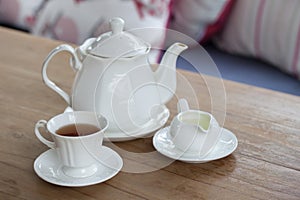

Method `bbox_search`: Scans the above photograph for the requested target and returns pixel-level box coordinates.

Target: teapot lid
[88,18,150,58]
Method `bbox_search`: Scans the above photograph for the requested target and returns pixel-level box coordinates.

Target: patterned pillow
[169,0,235,45]
[0,0,46,30]
[31,0,172,47]
[215,0,300,78]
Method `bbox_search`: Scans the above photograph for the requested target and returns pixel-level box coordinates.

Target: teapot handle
[42,44,81,105]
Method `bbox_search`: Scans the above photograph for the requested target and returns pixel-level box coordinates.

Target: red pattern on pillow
[1,0,234,49]
[200,0,235,44]
[32,0,172,47]
[0,0,47,30]
[169,0,235,45]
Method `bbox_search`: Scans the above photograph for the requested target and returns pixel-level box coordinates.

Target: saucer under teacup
[34,146,123,187]
[153,126,238,163]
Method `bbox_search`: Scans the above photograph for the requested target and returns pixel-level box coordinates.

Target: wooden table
[1,27,300,200]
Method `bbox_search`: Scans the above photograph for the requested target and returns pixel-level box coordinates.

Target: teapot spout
[155,43,188,104]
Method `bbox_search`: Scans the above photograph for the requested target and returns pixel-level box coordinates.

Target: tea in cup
[169,99,221,158]
[34,111,108,178]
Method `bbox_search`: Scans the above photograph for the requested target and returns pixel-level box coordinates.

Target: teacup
[34,111,108,178]
[169,99,221,158]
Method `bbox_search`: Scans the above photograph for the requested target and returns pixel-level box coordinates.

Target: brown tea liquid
[56,123,100,137]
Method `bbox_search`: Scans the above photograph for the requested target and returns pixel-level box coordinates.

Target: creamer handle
[42,44,81,105]
[177,98,190,113]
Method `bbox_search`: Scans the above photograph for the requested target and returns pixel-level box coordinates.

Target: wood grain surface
[0,27,299,200]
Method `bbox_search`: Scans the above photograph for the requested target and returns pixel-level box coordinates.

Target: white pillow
[215,0,300,78]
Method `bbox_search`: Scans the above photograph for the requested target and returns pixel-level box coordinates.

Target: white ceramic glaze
[169,99,221,158]
[104,104,170,142]
[153,126,238,163]
[34,147,123,187]
[64,105,169,142]
[34,111,109,178]
[41,17,187,134]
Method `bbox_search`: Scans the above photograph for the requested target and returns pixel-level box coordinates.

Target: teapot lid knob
[88,17,149,58]
[110,17,124,35]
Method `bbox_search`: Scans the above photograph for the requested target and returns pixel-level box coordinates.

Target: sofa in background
[175,0,300,96]
[1,0,299,96]
[208,0,300,96]
[178,43,300,96]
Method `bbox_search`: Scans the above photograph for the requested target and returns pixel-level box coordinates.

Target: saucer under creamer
[33,146,123,187]
[153,126,238,163]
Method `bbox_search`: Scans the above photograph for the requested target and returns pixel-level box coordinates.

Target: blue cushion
[177,44,300,96]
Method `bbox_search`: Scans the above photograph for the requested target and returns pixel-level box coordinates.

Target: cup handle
[42,44,81,105]
[34,120,56,149]
[177,98,190,113]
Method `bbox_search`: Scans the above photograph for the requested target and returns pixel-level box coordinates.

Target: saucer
[33,146,123,187]
[153,127,238,163]
[104,105,170,142]
[64,105,170,142]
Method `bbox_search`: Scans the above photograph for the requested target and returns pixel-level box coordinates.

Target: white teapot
[42,17,188,133]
